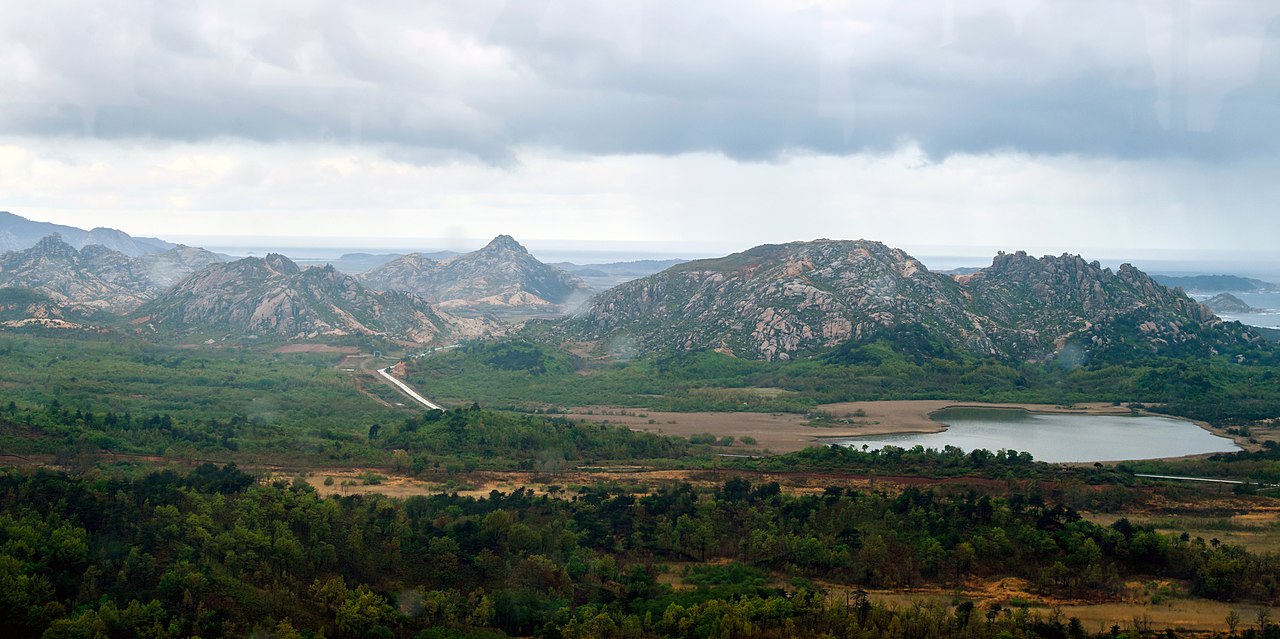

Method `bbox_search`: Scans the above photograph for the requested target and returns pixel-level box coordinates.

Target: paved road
[376,366,445,411]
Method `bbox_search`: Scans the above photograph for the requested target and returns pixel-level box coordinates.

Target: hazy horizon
[3,3,1280,257]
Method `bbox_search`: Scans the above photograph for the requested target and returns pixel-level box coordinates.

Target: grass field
[1087,511,1280,554]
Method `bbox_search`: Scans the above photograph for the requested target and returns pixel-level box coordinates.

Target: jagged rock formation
[359,235,591,313]
[561,239,1258,362]
[957,251,1219,360]
[0,235,223,313]
[0,211,175,256]
[135,254,494,343]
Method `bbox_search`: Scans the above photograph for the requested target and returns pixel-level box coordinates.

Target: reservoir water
[827,407,1240,463]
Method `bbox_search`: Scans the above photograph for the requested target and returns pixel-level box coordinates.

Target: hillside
[0,287,104,330]
[560,239,1267,362]
[135,253,494,343]
[0,211,176,256]
[359,235,591,314]
[0,235,223,313]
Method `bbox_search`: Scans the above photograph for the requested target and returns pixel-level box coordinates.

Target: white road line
[376,367,445,411]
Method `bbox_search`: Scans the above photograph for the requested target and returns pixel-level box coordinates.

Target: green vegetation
[1125,442,1280,484]
[375,407,692,471]
[0,333,408,463]
[4,466,1279,638]
[0,333,705,470]
[410,339,1280,425]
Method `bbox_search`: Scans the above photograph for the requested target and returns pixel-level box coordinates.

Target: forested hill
[2,465,1276,638]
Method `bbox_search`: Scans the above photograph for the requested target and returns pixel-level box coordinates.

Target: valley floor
[559,400,1229,454]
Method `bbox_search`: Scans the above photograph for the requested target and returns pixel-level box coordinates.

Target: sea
[1188,292,1280,329]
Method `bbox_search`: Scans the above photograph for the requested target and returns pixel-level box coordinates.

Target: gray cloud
[2,0,1278,161]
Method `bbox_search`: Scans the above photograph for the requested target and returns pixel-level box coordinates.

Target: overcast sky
[1,0,1278,257]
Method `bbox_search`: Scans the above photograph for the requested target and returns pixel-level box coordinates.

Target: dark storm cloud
[1,0,1277,161]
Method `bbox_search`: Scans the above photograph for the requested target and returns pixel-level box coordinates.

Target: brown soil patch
[860,584,1257,633]
[563,409,847,454]
[272,344,360,354]
[273,466,1019,501]
[564,401,1154,454]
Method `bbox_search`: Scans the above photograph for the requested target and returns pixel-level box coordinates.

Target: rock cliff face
[359,235,591,314]
[136,254,494,344]
[0,235,224,313]
[561,240,1251,362]
[563,239,991,360]
[958,251,1217,360]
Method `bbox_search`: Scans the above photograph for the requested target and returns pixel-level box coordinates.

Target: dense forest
[3,325,1280,638]
[4,465,1280,639]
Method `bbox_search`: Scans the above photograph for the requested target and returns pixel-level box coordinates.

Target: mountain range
[134,253,494,344]
[558,239,1265,362]
[0,211,176,256]
[0,211,1271,359]
[0,234,223,313]
[359,235,591,314]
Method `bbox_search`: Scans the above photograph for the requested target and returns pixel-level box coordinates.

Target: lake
[826,407,1240,463]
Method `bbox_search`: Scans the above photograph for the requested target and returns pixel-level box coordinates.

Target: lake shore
[563,400,1153,454]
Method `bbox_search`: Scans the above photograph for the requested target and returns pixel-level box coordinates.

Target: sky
[1,0,1278,259]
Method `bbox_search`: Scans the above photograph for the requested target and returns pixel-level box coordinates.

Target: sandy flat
[272,344,360,354]
[564,401,1148,454]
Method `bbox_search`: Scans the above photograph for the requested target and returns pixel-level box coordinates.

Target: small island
[1202,292,1259,314]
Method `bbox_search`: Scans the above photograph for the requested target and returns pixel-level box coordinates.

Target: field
[1086,511,1280,554]
[560,400,1208,454]
[863,584,1268,634]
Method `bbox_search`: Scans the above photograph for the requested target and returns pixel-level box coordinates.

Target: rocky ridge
[0,235,224,313]
[560,240,1259,362]
[359,235,591,313]
[0,211,176,256]
[136,254,494,344]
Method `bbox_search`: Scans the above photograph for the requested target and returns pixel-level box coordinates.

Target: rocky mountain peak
[482,234,528,254]
[32,233,78,259]
[358,234,589,314]
[263,253,301,276]
[136,255,497,344]
[0,234,228,316]
[561,238,1251,362]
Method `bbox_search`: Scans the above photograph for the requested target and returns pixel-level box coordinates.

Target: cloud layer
[3,1,1278,161]
[5,138,1277,256]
